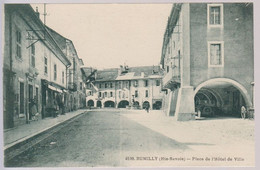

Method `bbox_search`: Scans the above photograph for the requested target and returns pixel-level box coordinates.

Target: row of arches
[87,100,162,109]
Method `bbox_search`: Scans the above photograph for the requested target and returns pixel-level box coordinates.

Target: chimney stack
[35,7,40,18]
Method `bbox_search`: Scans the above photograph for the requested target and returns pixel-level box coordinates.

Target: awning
[48,84,63,93]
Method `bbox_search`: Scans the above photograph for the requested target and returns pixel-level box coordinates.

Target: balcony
[162,66,181,90]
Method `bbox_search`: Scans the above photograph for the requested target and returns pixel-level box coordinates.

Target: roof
[45,26,67,53]
[95,68,118,82]
[116,65,162,80]
[81,67,96,77]
[45,26,81,63]
[5,4,71,66]
[87,65,162,82]
[128,65,162,77]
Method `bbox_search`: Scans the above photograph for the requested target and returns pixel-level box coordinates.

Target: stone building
[46,27,87,111]
[3,4,71,128]
[161,3,254,120]
[3,4,86,129]
[84,66,164,110]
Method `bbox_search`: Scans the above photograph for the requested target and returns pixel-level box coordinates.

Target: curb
[4,111,86,162]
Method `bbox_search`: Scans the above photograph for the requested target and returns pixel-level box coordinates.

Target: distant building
[161,3,254,120]
[84,66,164,110]
[46,27,87,111]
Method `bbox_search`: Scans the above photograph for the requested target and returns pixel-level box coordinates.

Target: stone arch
[118,100,129,108]
[87,100,94,107]
[142,101,150,109]
[194,78,252,107]
[97,100,102,108]
[104,100,115,108]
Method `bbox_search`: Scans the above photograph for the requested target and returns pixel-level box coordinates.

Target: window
[99,92,102,97]
[54,64,57,80]
[135,90,138,98]
[144,80,148,87]
[167,66,169,73]
[105,83,108,88]
[208,4,223,27]
[99,83,102,88]
[80,82,83,90]
[145,90,149,98]
[110,92,113,97]
[119,91,121,98]
[118,81,122,89]
[134,80,138,87]
[110,83,113,88]
[208,41,224,67]
[104,92,107,97]
[62,71,65,84]
[31,44,35,67]
[156,80,160,86]
[44,57,48,74]
[16,30,22,59]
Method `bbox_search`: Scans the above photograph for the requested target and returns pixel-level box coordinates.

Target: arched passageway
[194,78,251,118]
[87,100,94,107]
[153,101,162,110]
[142,101,150,109]
[118,100,129,108]
[97,101,102,108]
[104,101,115,108]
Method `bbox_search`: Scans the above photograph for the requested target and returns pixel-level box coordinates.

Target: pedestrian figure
[145,104,150,113]
[241,106,247,119]
[30,98,39,121]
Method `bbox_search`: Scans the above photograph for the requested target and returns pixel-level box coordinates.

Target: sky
[31,4,172,69]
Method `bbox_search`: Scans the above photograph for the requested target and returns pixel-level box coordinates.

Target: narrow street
[5,110,189,167]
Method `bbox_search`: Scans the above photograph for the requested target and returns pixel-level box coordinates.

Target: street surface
[5,110,255,167]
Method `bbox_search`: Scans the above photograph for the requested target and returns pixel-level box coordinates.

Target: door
[20,82,24,114]
[29,85,33,120]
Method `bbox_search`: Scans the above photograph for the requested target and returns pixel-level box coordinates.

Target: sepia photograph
[1,1,256,168]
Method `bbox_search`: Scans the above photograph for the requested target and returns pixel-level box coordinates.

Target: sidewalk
[4,109,87,150]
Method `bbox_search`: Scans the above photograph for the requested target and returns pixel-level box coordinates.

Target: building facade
[3,4,86,129]
[161,3,254,120]
[46,26,87,112]
[85,66,164,110]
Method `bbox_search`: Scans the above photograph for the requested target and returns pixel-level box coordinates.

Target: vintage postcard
[2,1,256,168]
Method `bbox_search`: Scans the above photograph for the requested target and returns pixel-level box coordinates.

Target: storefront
[41,79,66,118]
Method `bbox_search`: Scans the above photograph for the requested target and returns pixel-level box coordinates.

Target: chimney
[35,7,40,18]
